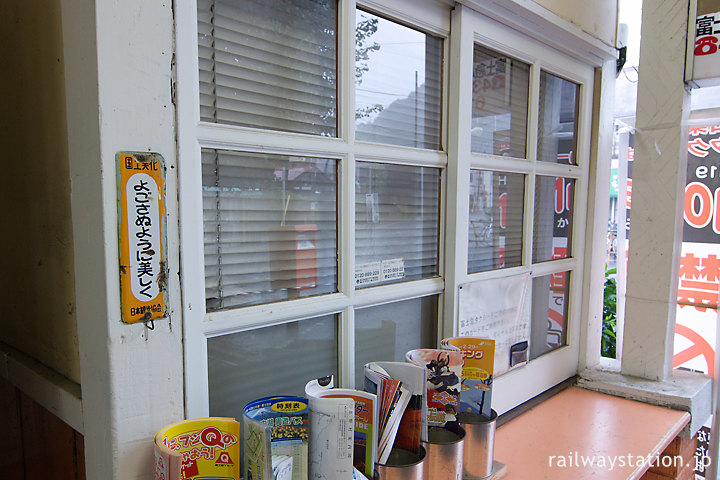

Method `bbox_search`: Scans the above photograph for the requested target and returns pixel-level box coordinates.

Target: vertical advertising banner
[676,124,720,478]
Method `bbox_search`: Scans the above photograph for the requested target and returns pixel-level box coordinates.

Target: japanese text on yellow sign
[117,152,167,324]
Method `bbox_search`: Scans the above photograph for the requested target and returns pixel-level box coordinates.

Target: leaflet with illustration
[441,337,496,419]
[305,377,377,479]
[364,361,426,463]
[243,413,272,480]
[406,349,463,427]
[243,396,309,480]
[153,417,240,480]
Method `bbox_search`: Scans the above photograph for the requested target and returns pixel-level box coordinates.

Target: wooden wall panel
[0,376,85,479]
[0,377,25,479]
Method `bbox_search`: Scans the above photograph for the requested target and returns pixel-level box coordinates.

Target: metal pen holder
[421,423,465,480]
[376,446,426,480]
[459,410,497,479]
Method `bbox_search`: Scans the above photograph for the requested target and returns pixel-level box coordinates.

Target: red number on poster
[554,178,572,214]
[684,182,720,234]
[498,192,507,229]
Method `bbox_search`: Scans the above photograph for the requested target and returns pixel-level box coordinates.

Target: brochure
[364,361,426,462]
[323,390,376,477]
[243,396,309,480]
[405,349,463,427]
[305,376,378,479]
[153,417,240,480]
[305,377,355,480]
[441,337,496,419]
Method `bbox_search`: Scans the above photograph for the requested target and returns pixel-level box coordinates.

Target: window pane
[203,149,337,310]
[471,45,530,157]
[354,10,443,149]
[354,296,438,389]
[468,170,525,273]
[355,162,440,287]
[538,71,579,164]
[198,0,338,136]
[208,315,338,466]
[533,176,574,263]
[530,272,569,359]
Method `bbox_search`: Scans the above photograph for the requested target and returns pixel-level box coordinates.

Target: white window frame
[445,5,595,413]
[177,0,451,417]
[176,0,606,419]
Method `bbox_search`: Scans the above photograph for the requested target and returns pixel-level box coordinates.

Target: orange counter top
[494,387,691,479]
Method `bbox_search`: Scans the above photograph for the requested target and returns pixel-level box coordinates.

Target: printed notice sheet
[458,273,530,376]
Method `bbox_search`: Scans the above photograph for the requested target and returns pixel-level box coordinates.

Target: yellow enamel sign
[117,152,167,324]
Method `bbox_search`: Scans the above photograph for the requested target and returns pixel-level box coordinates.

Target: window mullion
[340,0,356,144]
[524,63,541,268]
[203,292,351,337]
[340,306,355,388]
[196,124,351,158]
[340,0,354,299]
[443,5,474,338]
[340,153,356,296]
[527,62,541,162]
[523,171,537,268]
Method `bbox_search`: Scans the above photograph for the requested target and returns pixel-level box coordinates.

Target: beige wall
[534,0,618,47]
[0,0,80,383]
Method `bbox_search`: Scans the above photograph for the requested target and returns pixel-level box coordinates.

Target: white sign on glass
[458,273,531,376]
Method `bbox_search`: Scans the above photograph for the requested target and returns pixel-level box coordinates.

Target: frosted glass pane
[354,296,438,389]
[208,314,338,420]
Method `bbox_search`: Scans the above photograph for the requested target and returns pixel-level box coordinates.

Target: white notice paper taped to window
[381,258,404,281]
[458,273,531,376]
[355,261,382,286]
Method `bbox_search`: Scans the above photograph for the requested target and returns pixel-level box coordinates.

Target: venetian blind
[203,149,338,310]
[355,162,440,287]
[197,0,338,136]
[467,170,525,273]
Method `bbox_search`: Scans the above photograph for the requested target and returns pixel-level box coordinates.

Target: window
[203,150,338,309]
[355,162,441,287]
[179,0,597,421]
[467,170,525,272]
[446,7,593,412]
[198,0,338,135]
[354,296,438,389]
[355,9,443,148]
[470,45,529,157]
[208,314,339,422]
[467,61,580,358]
[182,0,449,418]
